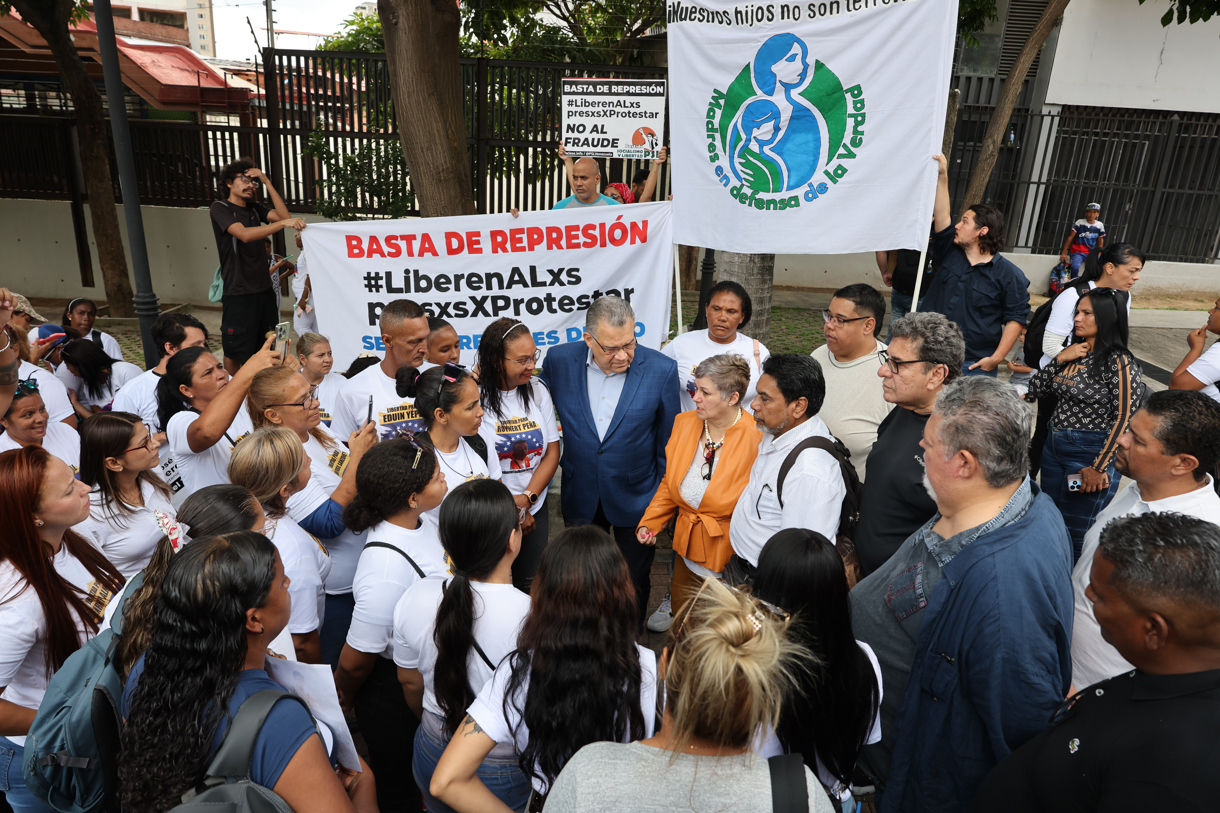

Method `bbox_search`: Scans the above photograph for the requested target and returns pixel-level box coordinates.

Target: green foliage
[1142,0,1219,24]
[957,0,999,45]
[303,126,415,220]
[320,10,385,52]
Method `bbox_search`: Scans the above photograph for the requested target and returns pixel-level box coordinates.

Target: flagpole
[673,244,685,336]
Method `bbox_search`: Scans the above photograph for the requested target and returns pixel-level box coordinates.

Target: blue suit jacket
[541,341,681,527]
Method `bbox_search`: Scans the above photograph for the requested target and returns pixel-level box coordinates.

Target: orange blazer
[638,409,762,573]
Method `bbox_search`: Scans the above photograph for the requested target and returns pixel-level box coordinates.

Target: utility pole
[264,0,275,48]
[92,0,160,367]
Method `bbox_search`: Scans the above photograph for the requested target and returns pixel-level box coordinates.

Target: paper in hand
[264,657,361,771]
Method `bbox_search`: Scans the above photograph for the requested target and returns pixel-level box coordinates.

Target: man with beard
[1068,389,1220,689]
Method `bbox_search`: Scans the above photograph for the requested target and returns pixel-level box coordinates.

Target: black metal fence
[947,105,1220,263]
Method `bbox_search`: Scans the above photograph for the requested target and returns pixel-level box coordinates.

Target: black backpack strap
[776,437,844,508]
[203,690,312,781]
[441,580,497,671]
[364,540,425,579]
[463,433,488,466]
[768,753,809,813]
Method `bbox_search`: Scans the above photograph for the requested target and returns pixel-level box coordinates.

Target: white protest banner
[667,0,957,254]
[303,203,674,372]
[562,78,667,159]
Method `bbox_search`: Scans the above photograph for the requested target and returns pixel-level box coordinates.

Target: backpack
[1023,282,1083,370]
[23,573,143,813]
[776,436,863,587]
[165,690,312,813]
[209,209,242,303]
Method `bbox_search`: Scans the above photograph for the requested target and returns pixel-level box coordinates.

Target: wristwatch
[523,490,539,505]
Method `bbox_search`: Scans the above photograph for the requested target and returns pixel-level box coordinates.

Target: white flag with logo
[667,0,957,254]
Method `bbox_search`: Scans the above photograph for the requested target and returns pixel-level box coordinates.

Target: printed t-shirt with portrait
[660,330,769,412]
[392,576,531,719]
[424,427,502,526]
[1187,342,1220,404]
[313,372,346,428]
[1069,219,1106,254]
[76,479,177,576]
[71,360,144,411]
[329,362,431,440]
[285,426,366,595]
[346,518,450,661]
[467,644,658,794]
[0,545,116,746]
[264,515,332,635]
[18,361,74,425]
[0,421,81,472]
[481,383,560,516]
[165,407,254,494]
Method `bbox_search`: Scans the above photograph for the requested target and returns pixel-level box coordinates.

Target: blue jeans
[1040,427,1122,563]
[320,591,355,669]
[888,290,914,341]
[413,712,529,813]
[1,737,55,813]
[962,362,998,378]
[1069,252,1087,279]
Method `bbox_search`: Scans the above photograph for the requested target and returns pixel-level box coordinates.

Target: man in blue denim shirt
[917,154,1030,378]
[851,377,1073,813]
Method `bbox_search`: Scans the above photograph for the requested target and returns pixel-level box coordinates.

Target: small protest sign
[561,78,667,159]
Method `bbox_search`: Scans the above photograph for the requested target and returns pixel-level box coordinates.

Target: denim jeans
[888,290,914,341]
[413,712,529,813]
[1,737,55,813]
[320,591,355,669]
[355,657,421,813]
[1040,427,1122,564]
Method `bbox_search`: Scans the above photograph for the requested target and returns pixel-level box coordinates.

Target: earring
[35,520,44,527]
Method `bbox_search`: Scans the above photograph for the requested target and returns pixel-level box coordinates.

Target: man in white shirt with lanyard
[1071,389,1220,688]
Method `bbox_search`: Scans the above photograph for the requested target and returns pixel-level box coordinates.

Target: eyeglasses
[401,433,430,469]
[14,376,39,397]
[124,423,157,454]
[728,584,792,623]
[822,309,870,326]
[504,348,541,367]
[268,387,318,410]
[591,336,637,357]
[878,349,939,375]
[434,361,467,401]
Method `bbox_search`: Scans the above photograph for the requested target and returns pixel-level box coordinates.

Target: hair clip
[154,510,190,552]
[749,610,764,636]
[500,321,525,343]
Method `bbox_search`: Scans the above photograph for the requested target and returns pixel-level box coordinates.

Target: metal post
[264,0,275,48]
[691,248,716,331]
[262,46,287,257]
[475,57,489,214]
[92,0,160,368]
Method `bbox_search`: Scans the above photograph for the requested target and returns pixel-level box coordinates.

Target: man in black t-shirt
[210,158,306,373]
[856,311,965,576]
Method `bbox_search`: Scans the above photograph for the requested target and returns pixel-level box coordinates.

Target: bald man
[553,156,621,209]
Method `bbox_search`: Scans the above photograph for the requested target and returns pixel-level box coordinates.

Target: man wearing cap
[7,294,47,335]
[1059,203,1106,280]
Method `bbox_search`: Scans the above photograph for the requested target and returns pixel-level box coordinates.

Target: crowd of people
[2,147,1220,813]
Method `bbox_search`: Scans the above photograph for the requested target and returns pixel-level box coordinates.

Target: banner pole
[911,247,928,314]
[673,245,685,336]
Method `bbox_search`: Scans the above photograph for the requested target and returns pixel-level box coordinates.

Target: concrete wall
[3,199,1214,308]
[1045,0,1220,115]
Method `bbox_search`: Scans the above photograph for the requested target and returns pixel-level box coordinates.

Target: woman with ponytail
[431,526,657,812]
[0,447,124,813]
[118,532,378,813]
[335,437,448,813]
[395,479,531,812]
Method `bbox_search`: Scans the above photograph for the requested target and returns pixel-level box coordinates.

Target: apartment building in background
[91,0,217,57]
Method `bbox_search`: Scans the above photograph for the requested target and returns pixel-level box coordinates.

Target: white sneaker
[647,593,673,632]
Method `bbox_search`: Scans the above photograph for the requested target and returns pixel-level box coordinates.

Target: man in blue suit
[542,295,682,627]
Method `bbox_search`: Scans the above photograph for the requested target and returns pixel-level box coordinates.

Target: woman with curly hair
[118,532,378,813]
[0,447,124,813]
[431,526,657,812]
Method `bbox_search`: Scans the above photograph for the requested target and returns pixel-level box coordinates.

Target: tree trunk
[380,0,475,217]
[716,252,775,345]
[678,244,699,290]
[959,0,1070,219]
[12,0,135,316]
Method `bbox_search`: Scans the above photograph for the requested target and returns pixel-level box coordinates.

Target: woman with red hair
[0,447,125,812]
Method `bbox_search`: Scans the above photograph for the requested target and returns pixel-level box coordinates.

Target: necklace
[438,443,479,481]
[703,408,743,451]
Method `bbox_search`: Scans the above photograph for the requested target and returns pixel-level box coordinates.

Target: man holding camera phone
[211,158,306,374]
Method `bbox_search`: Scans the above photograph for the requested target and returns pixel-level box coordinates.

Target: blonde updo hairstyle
[226,426,307,519]
[663,577,813,753]
[246,365,336,450]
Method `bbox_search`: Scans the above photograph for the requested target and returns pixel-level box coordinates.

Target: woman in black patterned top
[1027,287,1141,562]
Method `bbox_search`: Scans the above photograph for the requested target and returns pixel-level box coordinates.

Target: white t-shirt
[468,644,658,793]
[810,341,893,483]
[94,330,125,362]
[73,361,143,411]
[392,577,531,718]
[291,255,318,336]
[76,479,176,576]
[330,362,430,440]
[661,330,768,412]
[165,407,254,495]
[314,372,346,429]
[285,427,366,595]
[1187,341,1220,403]
[264,515,332,635]
[345,518,449,659]
[0,421,81,472]
[481,383,560,516]
[424,428,502,525]
[111,368,162,427]
[1039,282,1134,368]
[0,545,117,746]
[755,640,883,802]
[18,361,74,425]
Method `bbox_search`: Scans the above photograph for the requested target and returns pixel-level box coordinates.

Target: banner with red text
[302,203,674,371]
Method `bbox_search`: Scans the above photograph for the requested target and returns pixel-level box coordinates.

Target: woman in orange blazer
[637,354,762,624]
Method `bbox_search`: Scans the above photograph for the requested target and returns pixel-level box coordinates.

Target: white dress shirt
[1070,476,1220,687]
